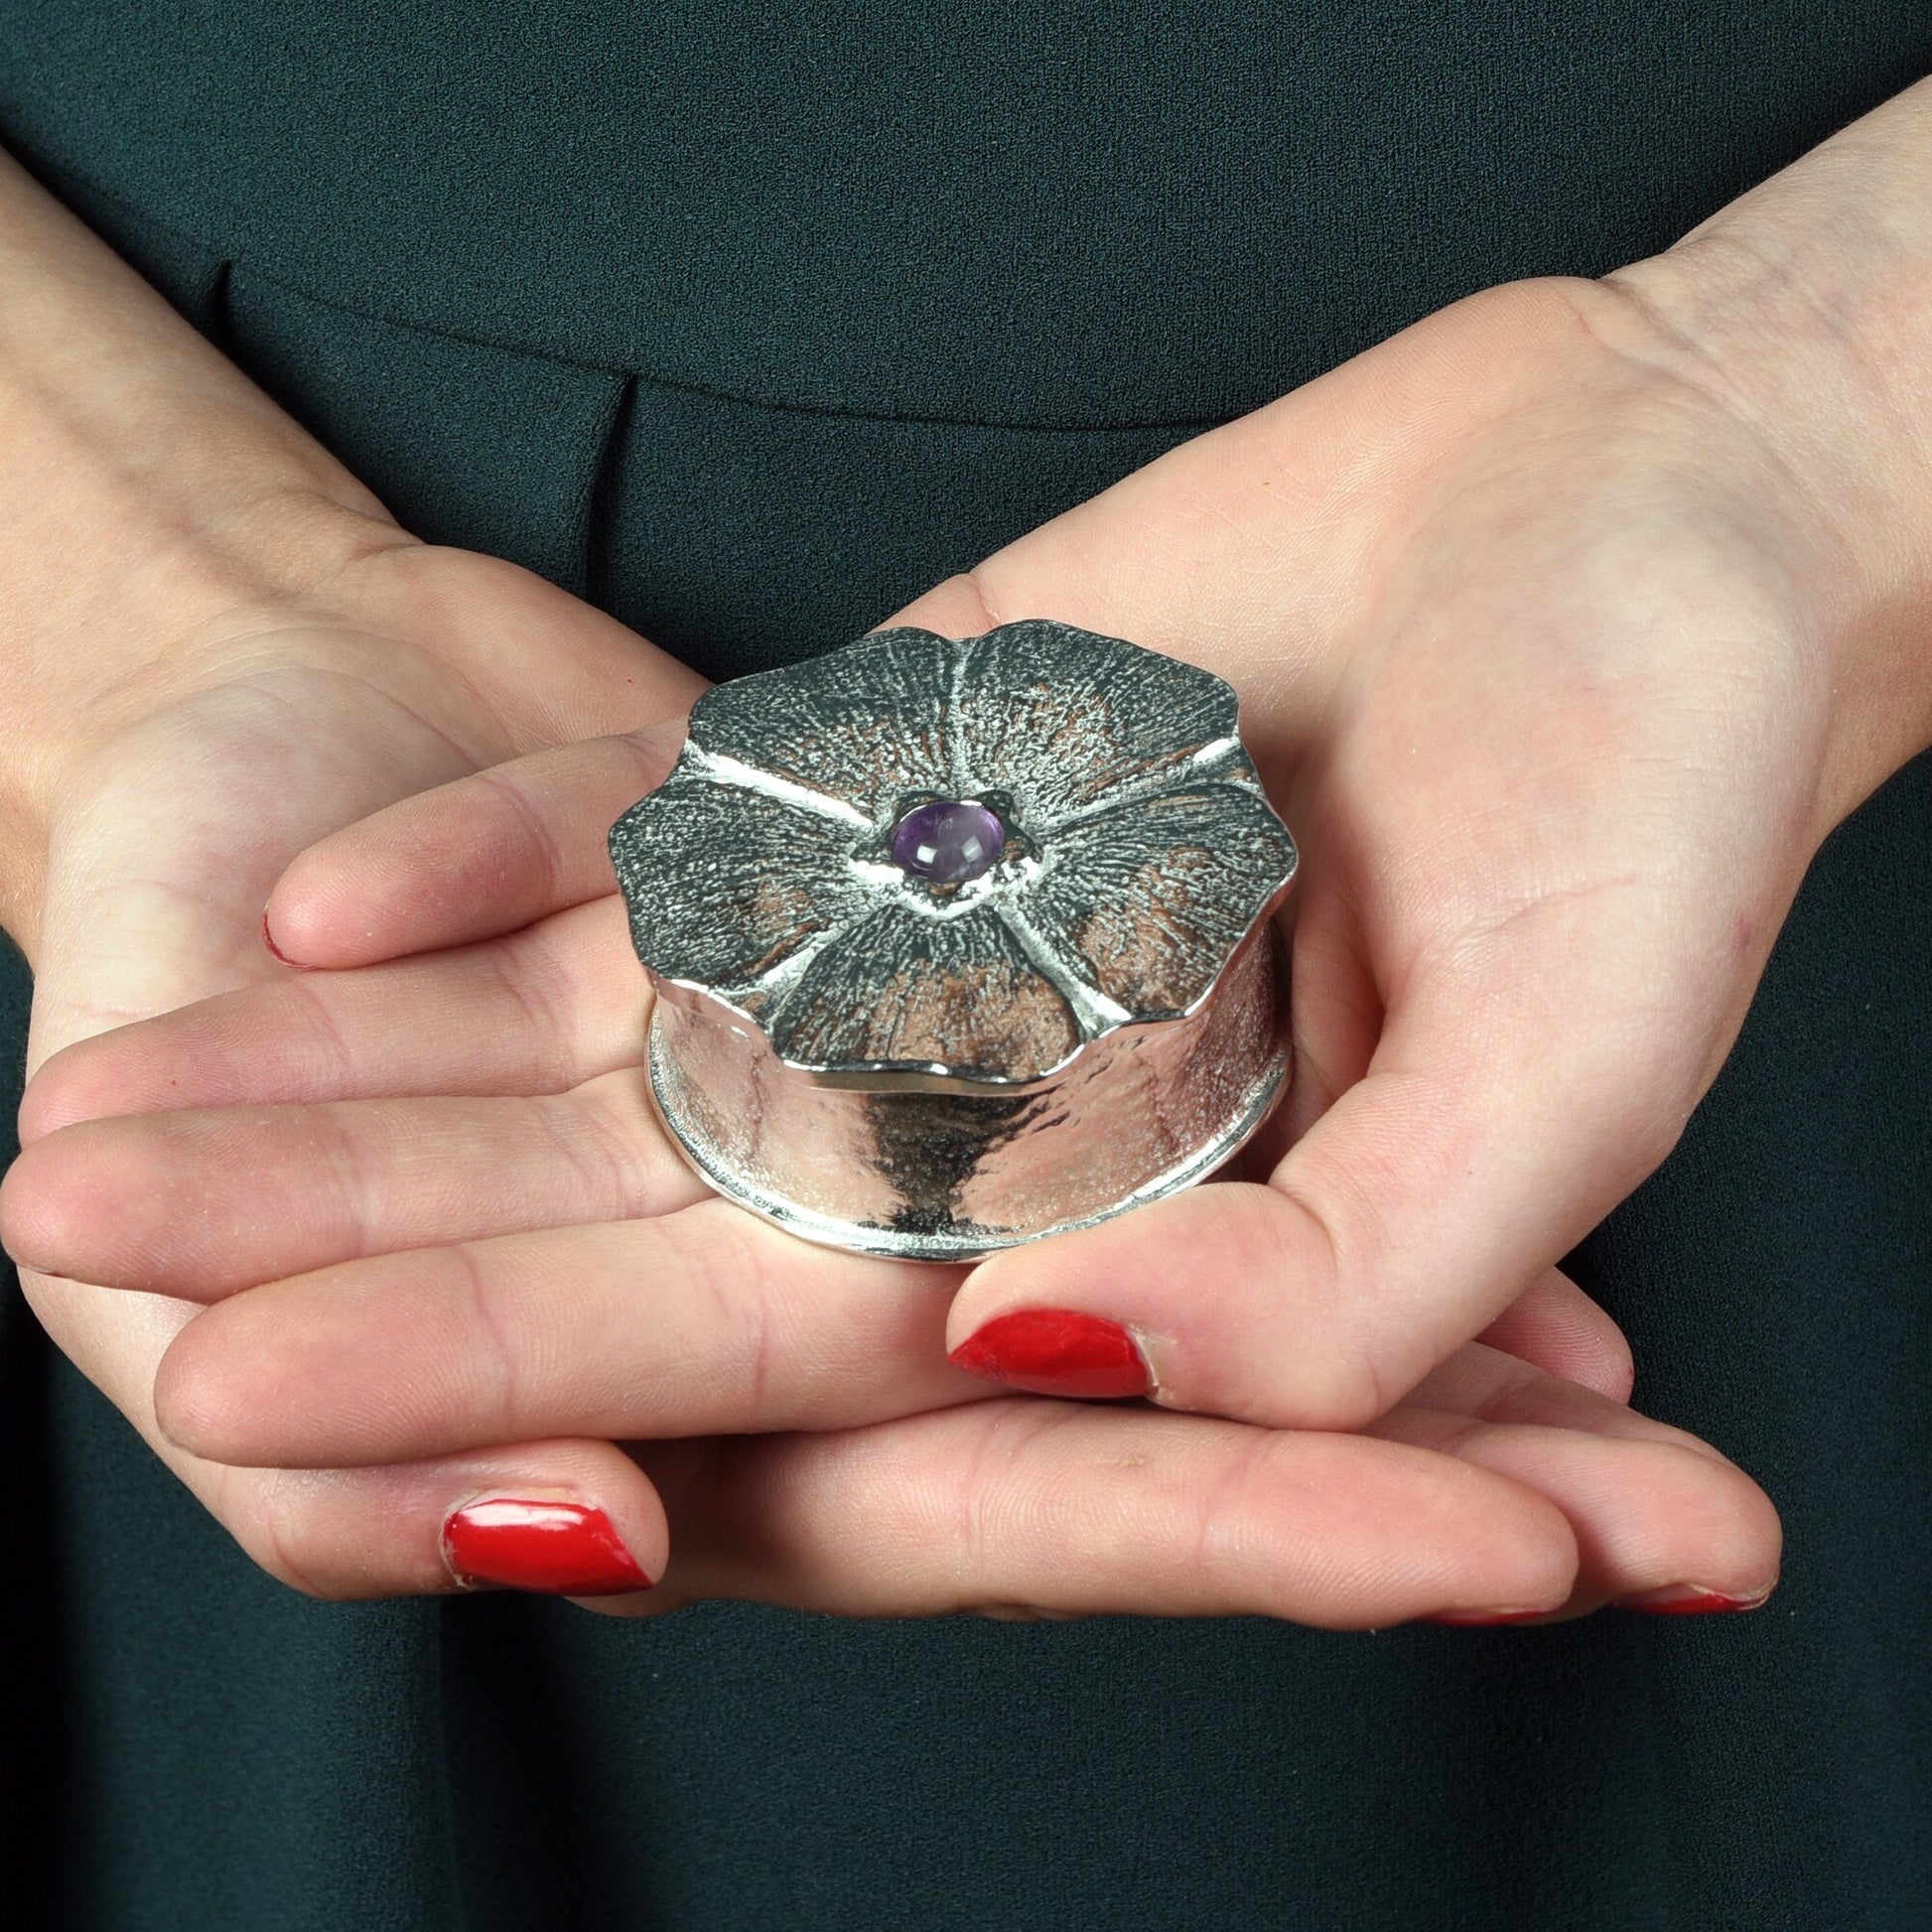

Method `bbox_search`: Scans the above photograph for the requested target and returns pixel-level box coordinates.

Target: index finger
[265,723,687,969]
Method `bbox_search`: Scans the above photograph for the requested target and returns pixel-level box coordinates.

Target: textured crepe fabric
[1,5,1930,1926]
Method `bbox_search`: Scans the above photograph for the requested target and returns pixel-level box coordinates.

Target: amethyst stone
[891,798,1005,884]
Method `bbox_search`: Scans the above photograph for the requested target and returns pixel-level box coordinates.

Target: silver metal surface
[611,620,1298,1258]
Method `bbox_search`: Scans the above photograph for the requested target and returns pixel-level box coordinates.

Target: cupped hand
[6,532,706,1597]
[873,274,1901,1445]
[6,711,1779,1619]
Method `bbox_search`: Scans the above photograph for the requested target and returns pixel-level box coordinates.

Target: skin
[8,77,1932,1618]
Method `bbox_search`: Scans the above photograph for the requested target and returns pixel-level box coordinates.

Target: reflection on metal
[611,621,1298,1260]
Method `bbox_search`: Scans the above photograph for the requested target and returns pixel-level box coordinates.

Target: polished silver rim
[646,1015,1291,1263]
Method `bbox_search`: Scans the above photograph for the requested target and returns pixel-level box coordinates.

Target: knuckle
[665,1204,785,1425]
[1304,1345,1397,1432]
[493,925,584,1090]
[1228,1180,1393,1428]
[222,1470,343,1600]
[0,1140,66,1265]
[956,568,1012,634]
[537,1087,656,1221]
[152,1334,253,1463]
[620,719,687,794]
[15,1047,118,1145]
[475,762,570,902]
[943,1400,1077,1600]
[445,1243,523,1441]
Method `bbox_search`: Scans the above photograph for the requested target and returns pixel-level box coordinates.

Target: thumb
[872,405,1727,1426]
[877,393,1364,745]
[944,879,1719,1426]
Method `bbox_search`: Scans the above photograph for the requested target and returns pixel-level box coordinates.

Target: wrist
[0,147,415,854]
[1600,77,1932,819]
[0,480,410,951]
[0,448,411,815]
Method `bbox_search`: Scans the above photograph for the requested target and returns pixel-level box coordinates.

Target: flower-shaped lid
[610,621,1297,1088]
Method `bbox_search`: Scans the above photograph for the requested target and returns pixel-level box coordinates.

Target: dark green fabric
[5,2,1931,427]
[2,5,1931,1928]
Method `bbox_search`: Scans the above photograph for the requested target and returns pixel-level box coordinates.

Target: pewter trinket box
[610,620,1297,1260]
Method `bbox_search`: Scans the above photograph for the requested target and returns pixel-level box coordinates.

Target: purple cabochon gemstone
[891,798,1006,884]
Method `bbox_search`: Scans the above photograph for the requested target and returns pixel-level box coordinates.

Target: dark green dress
[3,6,1929,1926]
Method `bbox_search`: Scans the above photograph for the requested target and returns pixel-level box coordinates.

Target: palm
[895,278,1824,1431]
[17,541,702,1568]
[7,280,1788,1618]
[31,540,700,1050]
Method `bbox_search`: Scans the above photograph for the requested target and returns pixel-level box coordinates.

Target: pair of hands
[13,264,1885,1623]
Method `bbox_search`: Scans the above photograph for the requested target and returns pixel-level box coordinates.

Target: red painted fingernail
[1618,1585,1772,1615]
[442,1497,652,1595]
[948,1309,1151,1399]
[1423,1607,1553,1627]
[261,911,305,968]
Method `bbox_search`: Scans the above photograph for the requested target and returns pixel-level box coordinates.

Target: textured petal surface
[1021,784,1297,1018]
[612,628,1292,1083]
[610,775,868,1001]
[690,627,957,819]
[951,620,1242,827]
[770,901,1080,1081]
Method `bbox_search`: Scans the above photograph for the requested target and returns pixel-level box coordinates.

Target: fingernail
[442,1497,652,1595]
[948,1309,1151,1399]
[1618,1584,1772,1616]
[1423,1607,1554,1627]
[261,911,306,969]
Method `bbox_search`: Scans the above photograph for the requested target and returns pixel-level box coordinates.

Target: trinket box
[610,621,1297,1259]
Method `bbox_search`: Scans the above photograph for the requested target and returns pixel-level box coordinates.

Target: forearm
[0,150,402,897]
[1606,74,1932,815]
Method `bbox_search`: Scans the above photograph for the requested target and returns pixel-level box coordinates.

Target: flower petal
[1020,784,1297,1020]
[690,628,957,819]
[951,621,1242,828]
[609,776,869,1002]
[770,902,1081,1081]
